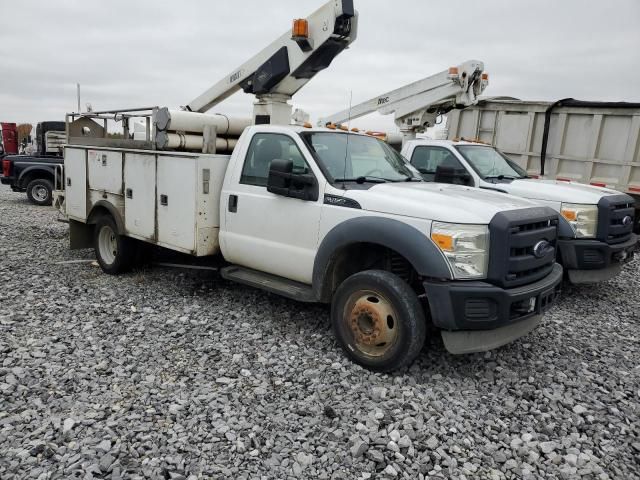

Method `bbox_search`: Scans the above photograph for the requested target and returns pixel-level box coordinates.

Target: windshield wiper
[334,176,387,184]
[485,174,518,181]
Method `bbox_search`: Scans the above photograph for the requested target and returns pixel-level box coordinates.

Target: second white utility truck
[55,4,563,371]
[323,64,638,284]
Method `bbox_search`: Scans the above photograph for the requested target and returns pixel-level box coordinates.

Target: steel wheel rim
[32,185,48,201]
[98,225,118,265]
[343,290,399,358]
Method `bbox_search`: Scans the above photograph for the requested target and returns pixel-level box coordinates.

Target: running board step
[220,266,316,303]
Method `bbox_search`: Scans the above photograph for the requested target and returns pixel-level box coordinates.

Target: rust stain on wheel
[345,290,398,357]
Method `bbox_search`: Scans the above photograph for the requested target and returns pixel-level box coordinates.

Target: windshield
[300,132,421,183]
[456,145,527,180]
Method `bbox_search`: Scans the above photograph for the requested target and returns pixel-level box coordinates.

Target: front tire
[331,270,426,372]
[94,216,135,274]
[26,178,53,206]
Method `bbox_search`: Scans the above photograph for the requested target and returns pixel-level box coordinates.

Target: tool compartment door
[64,147,87,220]
[88,150,123,194]
[124,153,156,240]
[157,155,197,252]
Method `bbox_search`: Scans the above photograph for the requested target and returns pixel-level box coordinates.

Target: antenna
[341,90,353,189]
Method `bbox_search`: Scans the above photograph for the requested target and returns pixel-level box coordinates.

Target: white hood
[344,183,539,224]
[500,179,622,204]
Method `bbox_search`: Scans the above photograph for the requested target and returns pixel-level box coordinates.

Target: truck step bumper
[424,263,562,332]
[441,314,542,355]
[567,263,625,284]
[559,234,637,281]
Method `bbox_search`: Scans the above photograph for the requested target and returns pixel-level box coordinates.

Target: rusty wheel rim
[344,290,398,358]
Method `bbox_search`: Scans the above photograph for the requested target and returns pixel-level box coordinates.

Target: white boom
[186,0,358,126]
[320,60,488,144]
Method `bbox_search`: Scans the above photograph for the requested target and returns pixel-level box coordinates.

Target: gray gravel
[1,187,639,480]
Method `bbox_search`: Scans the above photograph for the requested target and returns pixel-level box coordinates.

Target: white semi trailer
[55,3,564,371]
[322,73,638,284]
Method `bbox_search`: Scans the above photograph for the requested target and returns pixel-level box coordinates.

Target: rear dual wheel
[331,270,426,372]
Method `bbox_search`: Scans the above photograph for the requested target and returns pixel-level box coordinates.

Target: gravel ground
[0,187,639,480]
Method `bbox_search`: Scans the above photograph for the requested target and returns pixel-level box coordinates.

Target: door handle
[228,194,238,213]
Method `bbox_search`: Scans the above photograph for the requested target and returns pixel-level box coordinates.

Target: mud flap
[69,220,93,250]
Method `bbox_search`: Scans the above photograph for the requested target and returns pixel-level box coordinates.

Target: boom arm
[320,60,488,143]
[186,0,358,125]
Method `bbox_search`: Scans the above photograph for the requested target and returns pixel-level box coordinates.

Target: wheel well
[320,243,420,302]
[87,204,125,235]
[21,170,54,188]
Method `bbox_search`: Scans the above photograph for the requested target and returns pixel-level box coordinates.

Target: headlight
[430,222,489,279]
[560,203,598,238]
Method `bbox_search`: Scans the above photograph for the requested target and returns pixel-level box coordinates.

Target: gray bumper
[442,314,542,354]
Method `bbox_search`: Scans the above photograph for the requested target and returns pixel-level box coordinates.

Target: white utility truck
[322,68,638,284]
[55,4,563,371]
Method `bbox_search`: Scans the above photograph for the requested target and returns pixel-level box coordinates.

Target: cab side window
[241,133,311,187]
[410,146,469,185]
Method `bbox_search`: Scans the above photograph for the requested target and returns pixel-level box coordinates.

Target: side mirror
[267,158,318,201]
[434,165,472,185]
[267,158,293,196]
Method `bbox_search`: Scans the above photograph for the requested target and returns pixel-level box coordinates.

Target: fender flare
[557,215,575,239]
[312,216,452,301]
[18,165,55,188]
[87,201,126,235]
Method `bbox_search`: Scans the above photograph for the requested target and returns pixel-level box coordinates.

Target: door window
[240,133,311,187]
[410,146,469,184]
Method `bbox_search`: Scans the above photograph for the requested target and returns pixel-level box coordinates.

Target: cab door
[410,146,474,186]
[221,132,324,284]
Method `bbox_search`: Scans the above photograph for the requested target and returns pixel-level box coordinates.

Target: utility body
[55,3,562,371]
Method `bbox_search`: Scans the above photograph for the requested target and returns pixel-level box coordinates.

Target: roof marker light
[292,19,309,39]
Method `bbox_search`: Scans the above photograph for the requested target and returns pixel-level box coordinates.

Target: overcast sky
[1,0,639,132]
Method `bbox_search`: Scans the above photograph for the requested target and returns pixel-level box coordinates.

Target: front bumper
[424,263,563,332]
[558,234,637,284]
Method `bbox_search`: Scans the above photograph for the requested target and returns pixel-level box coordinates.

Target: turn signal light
[326,123,337,130]
[561,209,577,222]
[351,127,360,132]
[448,67,459,75]
[292,19,309,38]
[431,233,454,251]
[481,72,489,80]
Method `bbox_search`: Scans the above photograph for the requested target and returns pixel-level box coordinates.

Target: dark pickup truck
[0,121,64,206]
[1,154,63,205]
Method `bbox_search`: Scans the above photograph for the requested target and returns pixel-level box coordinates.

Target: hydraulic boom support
[186,0,358,125]
[320,60,488,144]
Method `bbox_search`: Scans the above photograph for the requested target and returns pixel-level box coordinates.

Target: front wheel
[94,216,135,274]
[26,178,53,206]
[331,270,426,372]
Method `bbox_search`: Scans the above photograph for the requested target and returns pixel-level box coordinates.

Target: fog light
[512,297,536,316]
